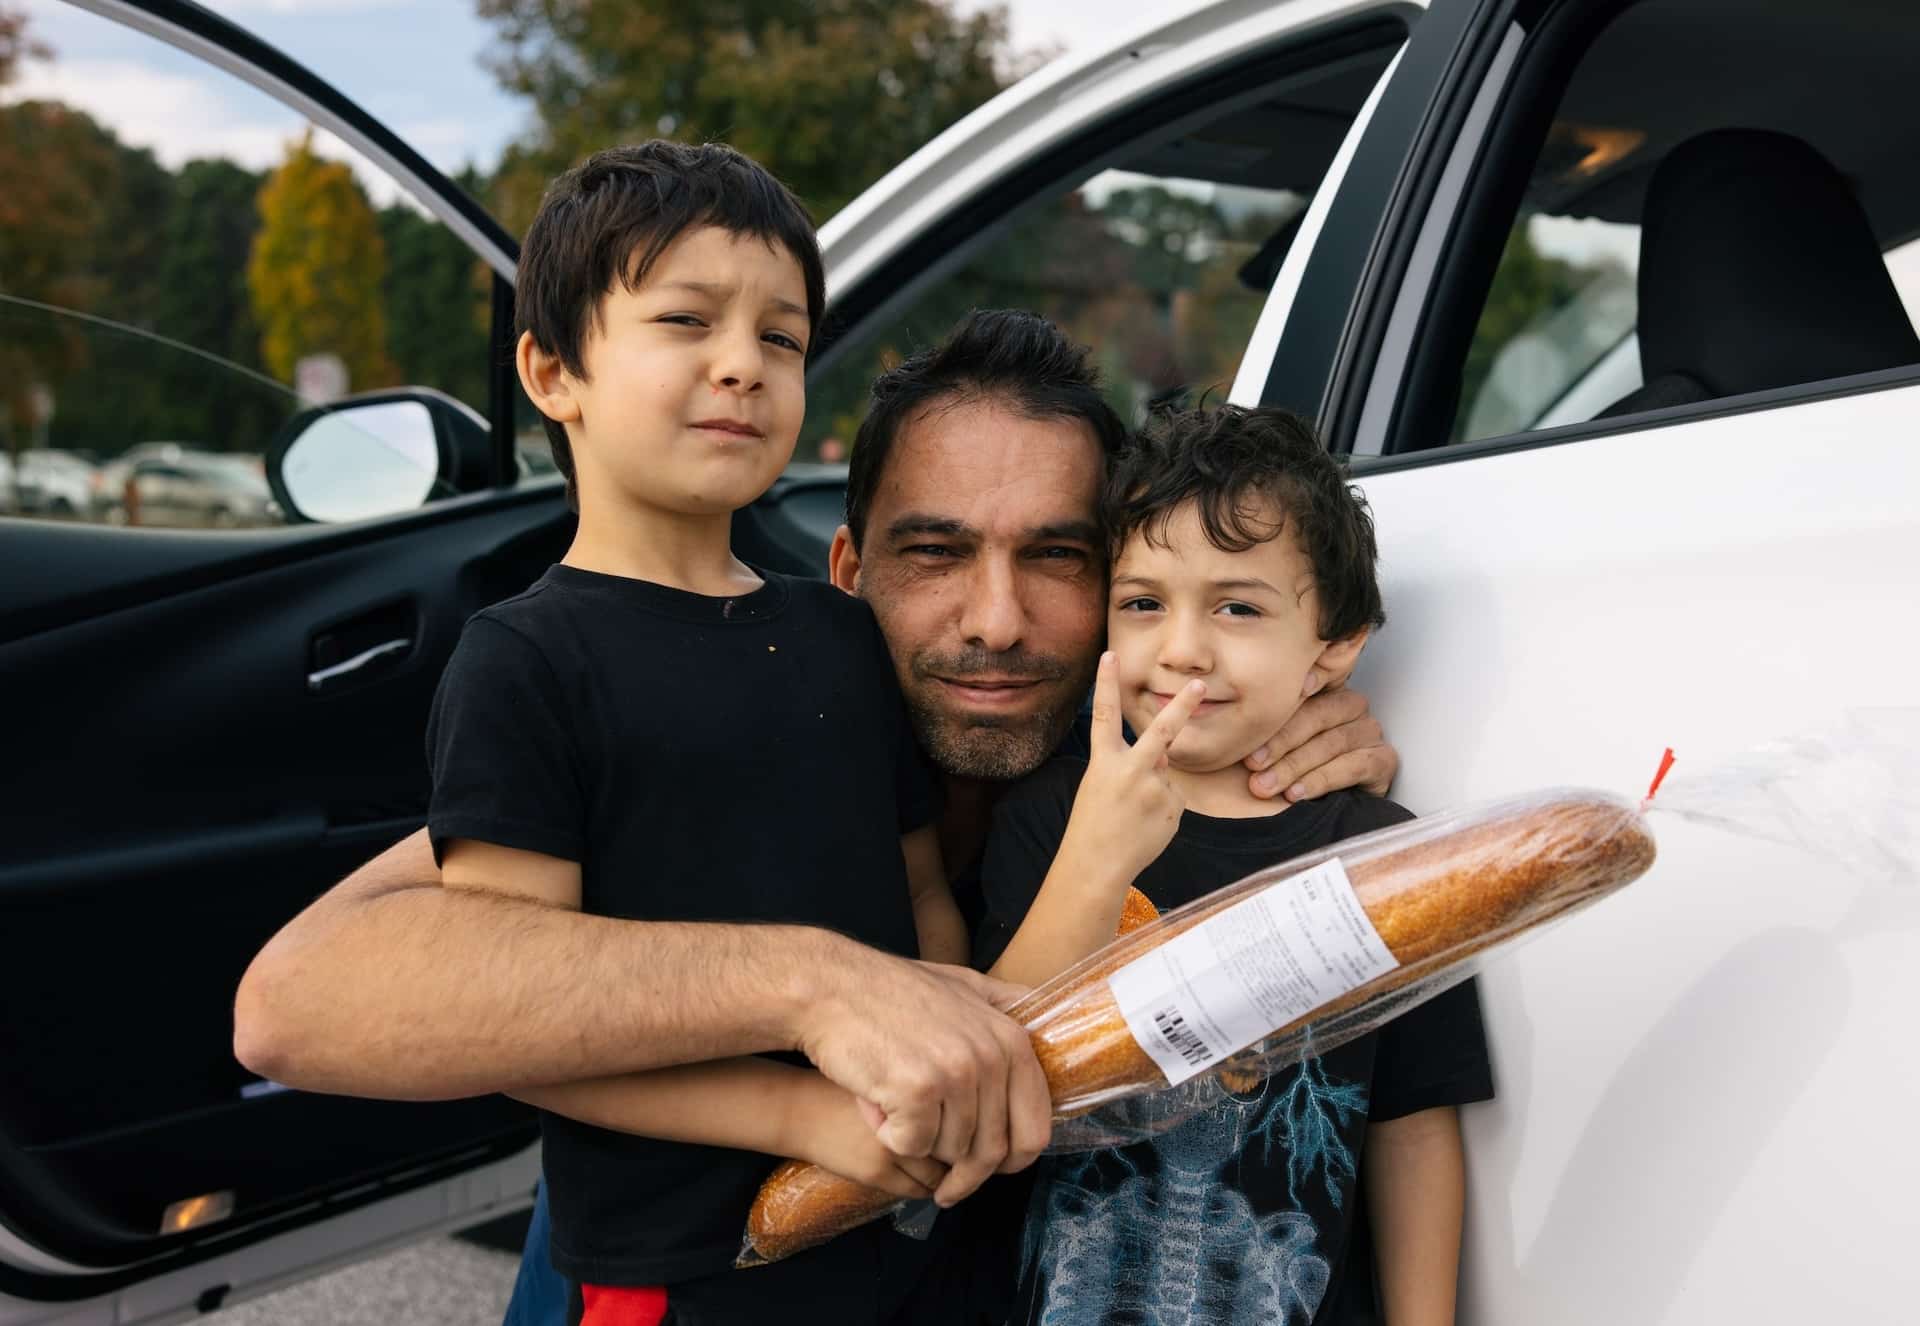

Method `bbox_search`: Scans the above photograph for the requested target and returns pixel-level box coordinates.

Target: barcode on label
[1152,1007,1215,1067]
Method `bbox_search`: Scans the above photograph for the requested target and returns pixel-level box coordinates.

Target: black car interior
[1381,0,1920,456]
[1596,128,1920,418]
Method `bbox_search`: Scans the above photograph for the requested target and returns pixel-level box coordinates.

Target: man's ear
[516,330,582,426]
[827,525,862,595]
[1304,627,1370,697]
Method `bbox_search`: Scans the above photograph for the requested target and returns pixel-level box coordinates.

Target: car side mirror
[266,388,493,524]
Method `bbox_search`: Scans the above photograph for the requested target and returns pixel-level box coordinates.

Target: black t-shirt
[975,756,1495,1326]
[425,564,940,1306]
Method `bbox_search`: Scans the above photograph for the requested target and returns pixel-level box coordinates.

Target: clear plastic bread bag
[739,712,1918,1266]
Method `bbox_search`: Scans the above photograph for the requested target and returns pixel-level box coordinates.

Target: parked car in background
[101,452,279,529]
[3,0,1916,1323]
[13,450,96,518]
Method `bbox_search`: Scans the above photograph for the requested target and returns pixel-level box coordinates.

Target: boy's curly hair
[1103,405,1386,641]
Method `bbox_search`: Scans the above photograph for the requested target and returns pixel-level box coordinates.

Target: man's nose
[957,557,1026,654]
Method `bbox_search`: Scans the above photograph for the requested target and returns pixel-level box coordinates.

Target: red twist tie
[1644,747,1676,803]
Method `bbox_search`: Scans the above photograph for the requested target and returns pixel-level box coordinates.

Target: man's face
[837,397,1106,781]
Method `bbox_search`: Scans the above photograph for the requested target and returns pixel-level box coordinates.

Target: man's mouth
[932,676,1045,709]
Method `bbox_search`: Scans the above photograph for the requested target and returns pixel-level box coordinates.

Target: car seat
[1598,128,1920,419]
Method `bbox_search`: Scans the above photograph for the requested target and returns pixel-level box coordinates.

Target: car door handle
[307,637,412,692]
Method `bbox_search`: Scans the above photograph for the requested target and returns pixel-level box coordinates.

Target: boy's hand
[1244,682,1398,802]
[778,1073,951,1201]
[1058,652,1205,884]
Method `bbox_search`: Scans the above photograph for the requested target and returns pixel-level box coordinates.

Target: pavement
[207,1235,521,1325]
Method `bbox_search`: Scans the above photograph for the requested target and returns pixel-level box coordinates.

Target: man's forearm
[234,830,851,1100]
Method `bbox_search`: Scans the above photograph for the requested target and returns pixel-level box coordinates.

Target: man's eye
[903,545,959,559]
[1032,546,1086,562]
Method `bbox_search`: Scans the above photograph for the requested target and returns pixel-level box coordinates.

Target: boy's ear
[827,525,862,595]
[516,330,582,426]
[1305,627,1370,697]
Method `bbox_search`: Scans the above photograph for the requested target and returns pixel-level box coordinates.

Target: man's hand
[1244,683,1398,803]
[796,949,1051,1207]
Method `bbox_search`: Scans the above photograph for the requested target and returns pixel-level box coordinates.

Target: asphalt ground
[206,1232,522,1325]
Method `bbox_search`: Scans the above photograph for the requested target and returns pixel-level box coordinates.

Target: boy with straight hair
[427,140,1022,1326]
[976,405,1494,1325]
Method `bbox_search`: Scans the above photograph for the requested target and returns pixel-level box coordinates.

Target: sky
[3,0,1191,191]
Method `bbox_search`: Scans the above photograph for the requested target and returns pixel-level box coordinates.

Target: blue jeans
[501,1178,568,1326]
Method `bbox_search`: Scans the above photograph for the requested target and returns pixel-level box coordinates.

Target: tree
[0,4,47,85]
[247,133,394,392]
[379,168,491,410]
[1451,222,1593,441]
[476,0,1013,230]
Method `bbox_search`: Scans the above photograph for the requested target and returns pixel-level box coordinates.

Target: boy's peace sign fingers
[1132,678,1207,767]
[1087,651,1125,754]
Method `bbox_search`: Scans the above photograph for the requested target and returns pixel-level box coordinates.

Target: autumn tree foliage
[247,133,394,392]
[476,0,1014,230]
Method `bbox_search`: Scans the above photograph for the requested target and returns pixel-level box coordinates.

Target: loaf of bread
[740,790,1656,1265]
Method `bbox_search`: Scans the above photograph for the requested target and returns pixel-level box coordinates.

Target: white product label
[1106,857,1399,1086]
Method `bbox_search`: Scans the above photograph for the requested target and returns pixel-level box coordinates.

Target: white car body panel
[1352,382,1920,1319]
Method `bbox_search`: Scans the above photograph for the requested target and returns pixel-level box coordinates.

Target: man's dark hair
[514,140,826,508]
[1104,405,1386,641]
[844,309,1127,548]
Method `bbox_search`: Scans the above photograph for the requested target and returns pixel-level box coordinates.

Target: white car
[11,451,95,519]
[2,0,1914,1322]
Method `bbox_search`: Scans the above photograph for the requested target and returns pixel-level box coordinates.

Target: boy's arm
[1364,1106,1467,1326]
[513,1059,948,1201]
[985,836,1136,985]
[904,825,968,965]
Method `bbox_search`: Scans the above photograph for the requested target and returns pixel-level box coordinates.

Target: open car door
[0,2,557,1319]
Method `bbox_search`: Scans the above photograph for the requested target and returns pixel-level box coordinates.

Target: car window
[1453,222,1920,447]
[804,46,1396,458]
[0,0,493,530]
[1383,0,1920,458]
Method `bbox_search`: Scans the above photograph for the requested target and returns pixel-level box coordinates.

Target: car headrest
[1636,128,1919,400]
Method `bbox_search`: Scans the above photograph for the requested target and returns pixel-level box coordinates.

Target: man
[234,310,1394,1320]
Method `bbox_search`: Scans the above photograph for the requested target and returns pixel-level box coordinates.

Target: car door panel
[1347,383,1920,1320]
[0,488,572,1278]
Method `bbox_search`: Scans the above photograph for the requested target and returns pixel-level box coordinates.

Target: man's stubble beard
[902,649,1099,783]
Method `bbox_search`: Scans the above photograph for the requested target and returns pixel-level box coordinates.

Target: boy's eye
[763,331,805,353]
[1220,602,1262,618]
[659,313,706,327]
[1117,597,1163,613]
